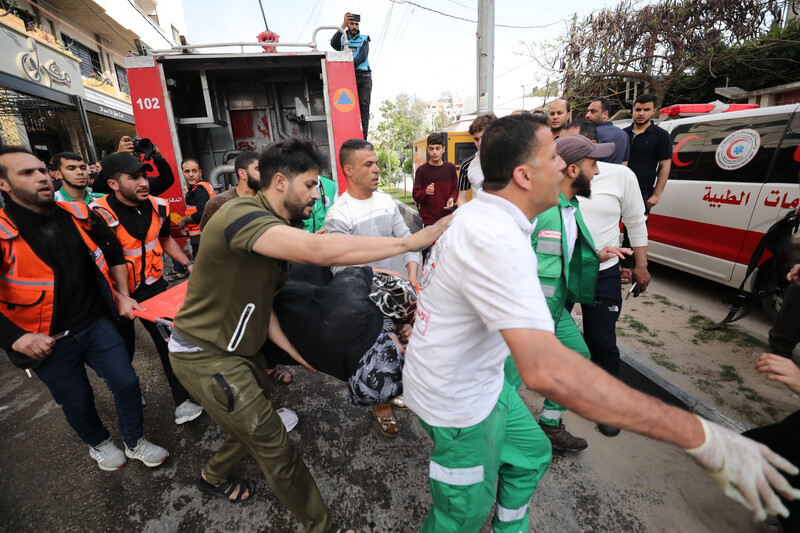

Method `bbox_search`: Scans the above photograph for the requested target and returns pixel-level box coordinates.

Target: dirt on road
[575,286,799,430]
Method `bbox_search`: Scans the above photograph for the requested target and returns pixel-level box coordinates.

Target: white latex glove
[684,415,800,521]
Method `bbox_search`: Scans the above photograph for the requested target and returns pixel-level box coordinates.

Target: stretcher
[133,281,188,340]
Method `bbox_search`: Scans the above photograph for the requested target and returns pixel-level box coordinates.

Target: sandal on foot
[197,476,256,503]
[620,268,632,285]
[389,396,408,410]
[268,366,293,384]
[165,271,189,282]
[373,409,398,438]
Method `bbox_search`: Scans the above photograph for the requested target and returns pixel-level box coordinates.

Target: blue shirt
[596,121,630,165]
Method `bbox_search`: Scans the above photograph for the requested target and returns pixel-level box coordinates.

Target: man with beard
[51,152,104,203]
[91,153,203,426]
[198,151,260,231]
[167,138,447,532]
[585,97,629,165]
[548,98,570,139]
[505,134,622,452]
[331,12,372,138]
[325,138,421,437]
[0,146,168,471]
[563,120,650,437]
[196,151,296,386]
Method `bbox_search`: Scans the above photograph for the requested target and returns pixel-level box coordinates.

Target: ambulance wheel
[756,262,782,324]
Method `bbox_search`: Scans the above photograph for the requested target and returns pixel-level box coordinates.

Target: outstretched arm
[503,328,800,521]
[268,310,316,372]
[252,215,450,266]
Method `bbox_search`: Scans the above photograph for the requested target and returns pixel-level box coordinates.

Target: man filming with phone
[331,12,371,139]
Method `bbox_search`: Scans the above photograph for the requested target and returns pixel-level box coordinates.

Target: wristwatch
[183,259,194,268]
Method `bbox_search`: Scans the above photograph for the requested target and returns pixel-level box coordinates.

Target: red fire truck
[124,28,362,237]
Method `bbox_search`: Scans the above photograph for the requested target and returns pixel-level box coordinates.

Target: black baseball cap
[99,153,153,180]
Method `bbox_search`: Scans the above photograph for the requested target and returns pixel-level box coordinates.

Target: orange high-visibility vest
[0,202,115,335]
[91,195,169,294]
[184,181,215,237]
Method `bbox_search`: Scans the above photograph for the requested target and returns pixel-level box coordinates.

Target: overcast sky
[184,0,627,113]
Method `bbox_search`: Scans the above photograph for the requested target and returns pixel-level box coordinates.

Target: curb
[391,197,422,233]
[618,341,751,432]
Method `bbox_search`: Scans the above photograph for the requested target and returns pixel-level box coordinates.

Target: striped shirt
[457,153,477,191]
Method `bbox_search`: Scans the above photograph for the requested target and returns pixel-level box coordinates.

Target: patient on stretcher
[263,266,416,406]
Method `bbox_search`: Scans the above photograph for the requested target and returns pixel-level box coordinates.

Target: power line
[372,1,395,67]
[295,0,322,41]
[387,0,566,29]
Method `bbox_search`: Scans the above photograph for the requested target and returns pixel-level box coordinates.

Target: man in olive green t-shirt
[168,138,448,533]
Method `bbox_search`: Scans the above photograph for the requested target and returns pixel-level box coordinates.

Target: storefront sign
[83,99,135,124]
[0,27,82,96]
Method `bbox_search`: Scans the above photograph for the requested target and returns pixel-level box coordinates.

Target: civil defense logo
[715,128,761,170]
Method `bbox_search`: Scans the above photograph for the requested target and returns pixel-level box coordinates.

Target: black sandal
[197,476,256,503]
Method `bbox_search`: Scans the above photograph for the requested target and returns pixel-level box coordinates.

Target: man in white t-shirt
[325,138,421,438]
[403,114,800,533]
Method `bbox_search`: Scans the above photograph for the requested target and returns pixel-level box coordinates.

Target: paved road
[0,318,771,533]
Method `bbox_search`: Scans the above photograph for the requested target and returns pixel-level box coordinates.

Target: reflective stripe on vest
[540,284,557,298]
[184,181,215,237]
[91,195,169,292]
[535,240,562,255]
[0,203,114,334]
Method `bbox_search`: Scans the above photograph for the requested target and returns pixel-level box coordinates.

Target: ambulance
[648,102,800,316]
[123,27,364,241]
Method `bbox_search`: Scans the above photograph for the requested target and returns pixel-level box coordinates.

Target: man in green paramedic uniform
[507,134,623,452]
[403,115,800,532]
[167,138,448,533]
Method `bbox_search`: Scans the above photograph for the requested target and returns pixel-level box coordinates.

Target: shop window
[61,36,102,79]
[115,64,129,94]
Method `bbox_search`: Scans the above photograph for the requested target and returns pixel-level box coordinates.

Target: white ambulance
[648,102,800,317]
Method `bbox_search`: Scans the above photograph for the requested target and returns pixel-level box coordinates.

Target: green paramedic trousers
[169,349,332,533]
[417,381,552,533]
[504,308,591,426]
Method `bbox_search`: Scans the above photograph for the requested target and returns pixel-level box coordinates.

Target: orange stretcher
[133,281,188,339]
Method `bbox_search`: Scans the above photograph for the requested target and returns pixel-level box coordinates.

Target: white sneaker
[175,400,203,425]
[277,407,299,432]
[125,437,169,467]
[89,438,127,471]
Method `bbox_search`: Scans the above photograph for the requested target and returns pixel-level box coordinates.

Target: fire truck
[124,28,362,238]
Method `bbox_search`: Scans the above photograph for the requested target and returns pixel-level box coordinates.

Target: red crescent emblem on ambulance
[672,135,701,167]
[726,140,745,159]
[793,144,800,162]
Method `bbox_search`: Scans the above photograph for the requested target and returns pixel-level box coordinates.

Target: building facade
[0,0,186,162]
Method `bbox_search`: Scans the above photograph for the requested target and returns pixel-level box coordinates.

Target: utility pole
[477,0,494,114]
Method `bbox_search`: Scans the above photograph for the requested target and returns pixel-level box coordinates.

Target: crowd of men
[2,92,800,533]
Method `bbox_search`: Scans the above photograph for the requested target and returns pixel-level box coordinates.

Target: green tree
[373,100,416,191]
[395,92,428,140]
[533,0,785,107]
[665,17,800,105]
[432,109,452,132]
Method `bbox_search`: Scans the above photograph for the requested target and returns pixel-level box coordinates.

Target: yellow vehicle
[411,131,477,176]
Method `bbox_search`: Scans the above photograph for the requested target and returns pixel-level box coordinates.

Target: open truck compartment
[160,52,333,190]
